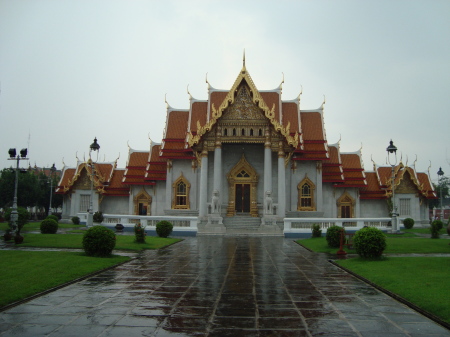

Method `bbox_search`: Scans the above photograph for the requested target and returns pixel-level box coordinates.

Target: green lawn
[0,251,130,307]
[338,257,450,324]
[298,235,450,254]
[9,233,181,251]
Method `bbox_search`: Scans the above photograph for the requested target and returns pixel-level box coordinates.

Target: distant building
[56,62,437,234]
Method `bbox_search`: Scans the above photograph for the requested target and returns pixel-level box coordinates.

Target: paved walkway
[1,236,449,336]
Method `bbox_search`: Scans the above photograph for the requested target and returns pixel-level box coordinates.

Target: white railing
[77,213,198,231]
[284,217,393,233]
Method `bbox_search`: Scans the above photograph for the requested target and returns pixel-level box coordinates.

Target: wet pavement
[1,236,449,336]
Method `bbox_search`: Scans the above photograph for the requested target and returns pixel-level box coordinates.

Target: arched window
[241,128,245,136]
[259,129,263,136]
[224,128,228,136]
[250,129,254,136]
[233,128,236,136]
[172,174,190,209]
[297,177,315,211]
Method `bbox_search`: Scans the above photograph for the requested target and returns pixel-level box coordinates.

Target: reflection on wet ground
[1,236,449,336]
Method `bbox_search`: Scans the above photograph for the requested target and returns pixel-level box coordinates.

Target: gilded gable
[221,85,266,121]
[72,169,91,190]
[396,171,419,194]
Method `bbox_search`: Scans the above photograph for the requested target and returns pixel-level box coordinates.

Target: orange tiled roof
[164,110,189,140]
[282,102,299,133]
[360,172,386,199]
[103,170,129,196]
[337,153,366,187]
[146,144,167,181]
[300,112,325,141]
[260,92,280,123]
[55,168,76,194]
[190,101,208,134]
[209,91,228,119]
[417,172,437,199]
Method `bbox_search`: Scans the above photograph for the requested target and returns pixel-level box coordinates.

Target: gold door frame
[226,154,259,217]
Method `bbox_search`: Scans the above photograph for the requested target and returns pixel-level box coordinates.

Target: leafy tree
[0,168,61,214]
[429,176,449,210]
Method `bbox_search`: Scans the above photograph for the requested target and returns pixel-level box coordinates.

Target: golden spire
[243,49,246,68]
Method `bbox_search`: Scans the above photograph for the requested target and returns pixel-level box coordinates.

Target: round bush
[46,214,59,223]
[40,219,59,234]
[82,226,116,257]
[403,218,414,229]
[432,220,443,231]
[156,221,173,238]
[353,227,387,258]
[311,224,322,238]
[71,216,80,225]
[326,225,344,248]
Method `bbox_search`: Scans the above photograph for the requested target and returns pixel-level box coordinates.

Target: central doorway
[235,183,251,213]
[226,154,259,217]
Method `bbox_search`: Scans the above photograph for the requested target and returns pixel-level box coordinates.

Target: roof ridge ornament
[243,49,246,68]
[297,85,303,102]
[187,85,192,100]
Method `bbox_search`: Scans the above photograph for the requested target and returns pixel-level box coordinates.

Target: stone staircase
[221,215,283,236]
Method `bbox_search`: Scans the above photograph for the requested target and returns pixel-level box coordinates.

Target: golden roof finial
[243,49,246,68]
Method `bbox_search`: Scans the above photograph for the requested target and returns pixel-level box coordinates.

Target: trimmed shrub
[4,207,30,235]
[326,225,344,248]
[40,219,58,234]
[431,220,443,239]
[353,227,387,258]
[311,224,322,238]
[82,226,116,257]
[156,220,173,238]
[46,214,59,223]
[93,211,104,223]
[71,216,80,225]
[134,223,146,243]
[403,218,414,229]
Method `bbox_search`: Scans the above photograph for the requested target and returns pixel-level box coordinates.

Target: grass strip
[337,257,450,324]
[298,236,450,254]
[13,233,181,251]
[0,251,130,308]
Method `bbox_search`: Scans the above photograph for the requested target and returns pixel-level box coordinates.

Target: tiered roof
[55,63,436,201]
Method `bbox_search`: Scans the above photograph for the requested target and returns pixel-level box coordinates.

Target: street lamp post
[7,148,29,237]
[437,167,444,221]
[386,140,398,233]
[87,137,100,227]
[48,163,56,216]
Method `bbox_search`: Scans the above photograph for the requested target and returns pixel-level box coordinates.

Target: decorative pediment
[187,64,299,149]
[221,85,266,121]
[227,154,258,182]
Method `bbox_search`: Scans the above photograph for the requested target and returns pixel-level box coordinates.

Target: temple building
[56,62,436,234]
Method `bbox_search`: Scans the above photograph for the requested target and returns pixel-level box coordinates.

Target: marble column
[277,143,286,218]
[199,149,209,218]
[165,160,172,210]
[264,130,272,214]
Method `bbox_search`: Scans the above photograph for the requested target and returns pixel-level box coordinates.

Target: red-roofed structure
[57,61,436,230]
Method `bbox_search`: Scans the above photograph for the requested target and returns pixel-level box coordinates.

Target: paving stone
[1,236,449,336]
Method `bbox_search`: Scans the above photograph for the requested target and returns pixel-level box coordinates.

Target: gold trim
[187,65,299,149]
[172,173,191,209]
[226,154,259,217]
[297,175,316,211]
[337,191,355,218]
[134,188,152,215]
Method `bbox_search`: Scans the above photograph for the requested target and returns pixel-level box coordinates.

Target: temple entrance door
[341,205,351,218]
[235,184,251,213]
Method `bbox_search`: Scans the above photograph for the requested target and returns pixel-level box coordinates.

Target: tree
[429,176,449,210]
[0,168,61,214]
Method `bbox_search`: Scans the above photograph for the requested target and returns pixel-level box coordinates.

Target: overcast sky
[1,0,449,183]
